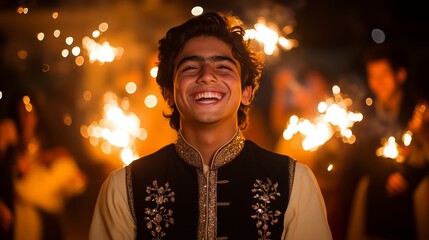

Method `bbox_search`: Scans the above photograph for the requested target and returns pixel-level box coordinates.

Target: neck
[180,123,238,166]
[382,90,403,117]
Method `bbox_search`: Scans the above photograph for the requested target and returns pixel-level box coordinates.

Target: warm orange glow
[144,95,157,108]
[75,56,84,66]
[125,82,137,94]
[37,32,45,41]
[63,113,72,126]
[18,50,28,60]
[66,37,74,45]
[191,6,204,16]
[150,67,158,78]
[99,22,109,32]
[83,91,92,102]
[54,30,60,38]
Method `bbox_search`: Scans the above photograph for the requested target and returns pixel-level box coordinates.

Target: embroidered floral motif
[251,178,281,240]
[144,180,175,240]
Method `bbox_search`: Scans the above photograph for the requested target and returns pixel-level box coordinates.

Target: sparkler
[28,8,123,66]
[190,6,296,55]
[244,18,298,55]
[82,37,124,64]
[376,131,413,163]
[377,103,428,163]
[282,85,363,151]
[81,91,148,165]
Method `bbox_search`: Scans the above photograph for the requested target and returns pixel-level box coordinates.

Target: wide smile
[192,91,224,104]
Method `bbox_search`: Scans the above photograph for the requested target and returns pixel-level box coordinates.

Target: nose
[197,65,217,84]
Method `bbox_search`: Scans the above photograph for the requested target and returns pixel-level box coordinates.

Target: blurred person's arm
[0,119,17,156]
[0,198,13,232]
[386,172,408,195]
[89,167,135,240]
[14,147,86,214]
[387,102,429,195]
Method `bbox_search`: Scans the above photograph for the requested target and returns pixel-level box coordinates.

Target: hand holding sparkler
[408,102,429,142]
[377,102,428,163]
[386,172,408,196]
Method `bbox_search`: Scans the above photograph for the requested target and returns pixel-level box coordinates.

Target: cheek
[369,77,386,89]
[173,82,189,104]
[369,79,396,98]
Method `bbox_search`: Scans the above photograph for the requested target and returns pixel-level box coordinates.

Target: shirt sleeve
[282,162,333,240]
[89,167,136,240]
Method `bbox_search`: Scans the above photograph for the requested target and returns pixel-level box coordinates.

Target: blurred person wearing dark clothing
[0,118,18,240]
[343,44,429,240]
[8,91,86,240]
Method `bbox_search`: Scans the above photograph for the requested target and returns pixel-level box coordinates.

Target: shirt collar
[174,130,245,171]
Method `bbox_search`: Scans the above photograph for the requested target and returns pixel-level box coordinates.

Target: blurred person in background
[271,65,348,239]
[342,43,429,240]
[8,90,87,240]
[271,65,332,159]
[269,65,298,138]
[0,27,18,240]
[0,118,18,240]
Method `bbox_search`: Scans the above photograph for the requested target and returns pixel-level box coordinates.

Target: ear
[164,89,175,107]
[396,67,407,84]
[241,86,252,106]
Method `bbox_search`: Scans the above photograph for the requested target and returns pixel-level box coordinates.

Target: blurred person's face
[304,71,329,101]
[366,59,406,105]
[170,36,251,130]
[293,71,329,117]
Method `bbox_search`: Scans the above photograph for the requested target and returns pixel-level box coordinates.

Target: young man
[343,44,429,240]
[89,12,332,239]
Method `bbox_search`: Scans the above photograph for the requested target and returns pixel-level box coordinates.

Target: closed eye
[182,65,199,72]
[218,65,232,70]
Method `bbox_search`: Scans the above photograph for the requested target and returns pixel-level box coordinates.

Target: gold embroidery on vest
[125,166,137,223]
[251,178,281,240]
[144,180,175,240]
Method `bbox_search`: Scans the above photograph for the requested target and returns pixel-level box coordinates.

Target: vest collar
[174,130,245,171]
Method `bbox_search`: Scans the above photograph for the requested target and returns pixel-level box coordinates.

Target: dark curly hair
[363,43,408,72]
[156,12,263,131]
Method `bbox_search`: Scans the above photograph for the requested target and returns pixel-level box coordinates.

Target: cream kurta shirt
[89,162,332,240]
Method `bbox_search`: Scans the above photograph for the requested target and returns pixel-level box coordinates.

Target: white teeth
[194,92,222,101]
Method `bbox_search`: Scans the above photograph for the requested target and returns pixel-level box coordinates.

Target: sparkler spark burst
[282,85,363,151]
[82,37,124,64]
[376,102,428,163]
[245,18,298,55]
[376,136,402,162]
[81,91,147,165]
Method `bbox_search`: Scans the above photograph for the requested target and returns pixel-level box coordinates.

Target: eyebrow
[175,55,238,69]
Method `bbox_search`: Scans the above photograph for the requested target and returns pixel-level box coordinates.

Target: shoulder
[245,140,294,162]
[243,140,296,175]
[291,162,320,190]
[105,167,126,188]
[294,162,314,179]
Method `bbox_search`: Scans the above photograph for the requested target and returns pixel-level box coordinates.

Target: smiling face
[169,35,251,131]
[366,59,406,106]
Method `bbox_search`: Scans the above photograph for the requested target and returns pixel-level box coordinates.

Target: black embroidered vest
[127,131,296,239]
